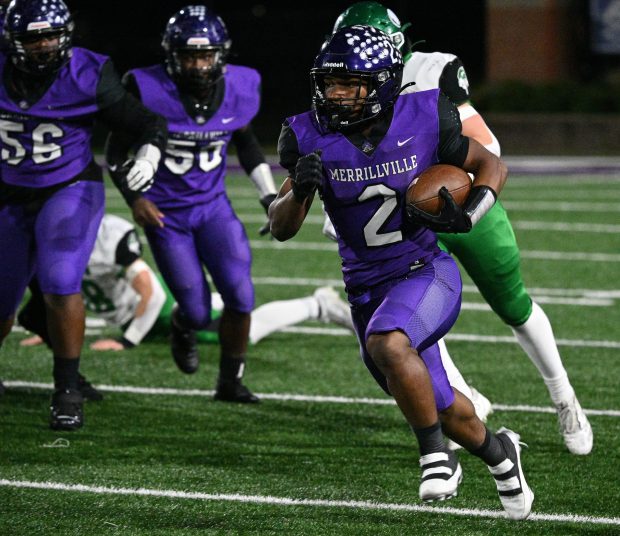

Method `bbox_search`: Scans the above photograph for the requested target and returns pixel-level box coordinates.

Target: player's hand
[125,143,161,192]
[291,150,323,202]
[132,197,165,228]
[90,339,125,351]
[258,193,277,237]
[20,335,44,347]
[125,158,155,192]
[406,187,472,234]
[260,193,277,213]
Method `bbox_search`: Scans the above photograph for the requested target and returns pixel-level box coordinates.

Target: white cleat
[446,387,494,451]
[419,450,463,502]
[489,427,534,520]
[556,396,593,455]
[313,287,354,331]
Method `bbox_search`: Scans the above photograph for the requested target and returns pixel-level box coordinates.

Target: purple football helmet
[311,25,403,132]
[162,5,231,94]
[5,0,74,75]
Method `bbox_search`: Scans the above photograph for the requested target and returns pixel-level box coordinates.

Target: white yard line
[4,381,619,417]
[247,240,620,262]
[0,479,618,526]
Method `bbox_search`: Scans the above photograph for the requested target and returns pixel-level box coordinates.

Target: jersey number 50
[164,139,225,175]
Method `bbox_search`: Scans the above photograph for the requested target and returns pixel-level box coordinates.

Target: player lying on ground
[18,214,354,397]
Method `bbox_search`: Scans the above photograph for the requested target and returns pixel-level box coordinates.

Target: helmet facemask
[10,26,73,76]
[169,43,228,96]
[312,71,370,131]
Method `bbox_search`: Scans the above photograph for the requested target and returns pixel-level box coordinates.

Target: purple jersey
[288,90,442,290]
[131,64,260,209]
[0,48,107,188]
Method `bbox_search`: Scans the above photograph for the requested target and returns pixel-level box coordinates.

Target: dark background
[65,1,485,144]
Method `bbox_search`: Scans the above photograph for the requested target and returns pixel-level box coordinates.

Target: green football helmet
[333,2,412,58]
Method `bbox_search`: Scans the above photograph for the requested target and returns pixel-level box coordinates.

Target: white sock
[249,297,319,344]
[511,301,574,405]
[438,338,474,400]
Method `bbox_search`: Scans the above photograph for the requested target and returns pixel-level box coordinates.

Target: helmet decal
[5,0,74,76]
[162,5,231,95]
[311,25,403,132]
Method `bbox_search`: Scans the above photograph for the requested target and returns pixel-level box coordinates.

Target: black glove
[291,150,323,202]
[259,193,277,213]
[406,187,472,234]
[258,193,277,237]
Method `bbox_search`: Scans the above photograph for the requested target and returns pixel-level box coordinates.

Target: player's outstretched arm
[458,104,501,158]
[268,177,314,241]
[119,261,167,348]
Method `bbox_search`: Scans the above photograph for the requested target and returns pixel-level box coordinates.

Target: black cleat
[170,309,199,374]
[0,379,5,396]
[214,379,260,404]
[50,389,84,431]
[78,374,103,402]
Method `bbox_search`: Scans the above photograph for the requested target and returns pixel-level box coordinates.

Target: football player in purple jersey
[332,0,592,457]
[0,0,167,430]
[105,6,279,403]
[269,26,533,519]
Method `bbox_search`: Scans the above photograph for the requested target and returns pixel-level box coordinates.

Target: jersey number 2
[358,184,403,247]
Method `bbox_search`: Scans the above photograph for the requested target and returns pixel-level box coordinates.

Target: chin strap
[464,185,497,227]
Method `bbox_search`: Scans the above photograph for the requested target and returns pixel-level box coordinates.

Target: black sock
[412,421,446,455]
[53,356,80,391]
[219,355,246,382]
[471,427,507,466]
[172,308,192,331]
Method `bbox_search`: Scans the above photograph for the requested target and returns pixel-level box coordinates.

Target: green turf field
[1,170,619,535]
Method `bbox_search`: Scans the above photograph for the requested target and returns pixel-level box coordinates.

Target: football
[406,164,472,215]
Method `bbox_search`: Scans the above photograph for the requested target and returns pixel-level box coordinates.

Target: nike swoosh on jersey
[221,117,236,124]
[397,136,415,147]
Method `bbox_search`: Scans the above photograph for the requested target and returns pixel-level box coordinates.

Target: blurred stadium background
[69,0,620,156]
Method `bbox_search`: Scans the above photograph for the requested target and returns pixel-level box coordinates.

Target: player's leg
[0,205,37,395]
[249,287,352,345]
[358,253,533,517]
[195,198,257,403]
[356,252,465,501]
[35,180,104,430]
[441,201,592,454]
[144,209,212,374]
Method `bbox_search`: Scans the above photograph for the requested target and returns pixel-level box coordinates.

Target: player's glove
[125,144,161,192]
[406,187,472,234]
[259,193,277,214]
[258,193,277,237]
[291,150,323,202]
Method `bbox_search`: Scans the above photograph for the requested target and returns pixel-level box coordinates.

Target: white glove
[126,144,161,192]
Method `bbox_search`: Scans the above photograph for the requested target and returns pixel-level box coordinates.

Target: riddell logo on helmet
[27,22,52,31]
[187,37,211,45]
[323,62,344,68]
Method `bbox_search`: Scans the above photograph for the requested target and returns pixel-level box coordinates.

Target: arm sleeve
[101,71,168,167]
[277,120,301,177]
[231,125,267,174]
[121,263,166,347]
[438,57,471,106]
[114,230,143,267]
[437,92,469,167]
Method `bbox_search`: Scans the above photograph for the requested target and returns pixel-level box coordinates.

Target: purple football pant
[0,180,105,320]
[144,195,254,330]
[349,251,462,411]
